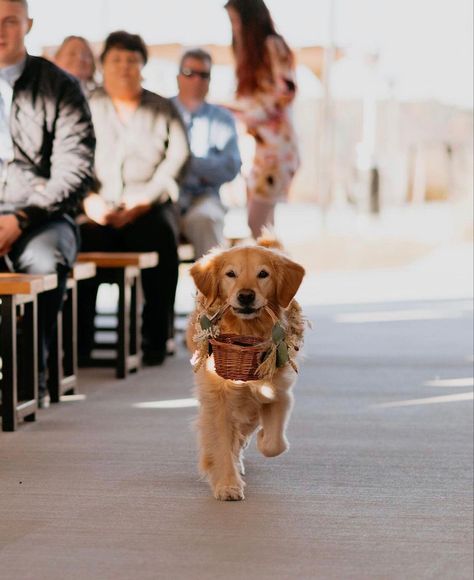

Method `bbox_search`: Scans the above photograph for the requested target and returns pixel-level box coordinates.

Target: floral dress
[234,35,300,205]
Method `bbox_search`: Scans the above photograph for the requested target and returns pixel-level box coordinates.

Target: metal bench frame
[0,274,57,431]
[48,262,96,403]
[77,253,158,379]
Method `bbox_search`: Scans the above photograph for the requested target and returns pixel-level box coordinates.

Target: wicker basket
[209,334,271,381]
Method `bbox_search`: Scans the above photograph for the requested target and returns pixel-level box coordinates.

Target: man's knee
[16,246,59,274]
[11,221,77,275]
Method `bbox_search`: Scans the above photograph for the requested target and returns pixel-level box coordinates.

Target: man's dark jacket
[0,55,96,227]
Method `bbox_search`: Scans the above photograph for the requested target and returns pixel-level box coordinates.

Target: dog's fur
[187,236,305,501]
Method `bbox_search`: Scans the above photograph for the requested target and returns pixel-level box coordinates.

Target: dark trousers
[0,217,79,397]
[77,202,179,356]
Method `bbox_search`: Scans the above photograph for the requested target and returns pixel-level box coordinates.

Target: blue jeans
[1,216,79,397]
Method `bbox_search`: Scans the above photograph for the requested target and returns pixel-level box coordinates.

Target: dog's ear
[275,256,305,308]
[190,254,220,307]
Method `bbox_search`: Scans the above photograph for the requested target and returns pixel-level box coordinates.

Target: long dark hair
[225,0,293,96]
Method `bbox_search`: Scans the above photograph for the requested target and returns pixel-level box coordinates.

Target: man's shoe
[78,350,92,368]
[166,338,176,356]
[142,349,166,367]
[38,394,50,409]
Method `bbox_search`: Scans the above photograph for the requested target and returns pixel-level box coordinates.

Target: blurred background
[27,0,473,301]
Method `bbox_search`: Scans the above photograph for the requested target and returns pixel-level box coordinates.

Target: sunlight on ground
[335,308,467,324]
[60,394,87,402]
[424,377,474,388]
[373,392,473,409]
[133,398,199,409]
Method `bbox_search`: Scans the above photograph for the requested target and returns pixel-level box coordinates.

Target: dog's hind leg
[257,390,294,458]
[235,418,259,475]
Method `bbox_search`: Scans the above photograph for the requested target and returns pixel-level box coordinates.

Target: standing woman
[225,0,300,238]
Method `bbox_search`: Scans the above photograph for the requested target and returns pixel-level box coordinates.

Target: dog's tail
[256,227,284,251]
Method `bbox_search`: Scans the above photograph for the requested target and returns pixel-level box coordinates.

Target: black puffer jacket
[0,55,96,227]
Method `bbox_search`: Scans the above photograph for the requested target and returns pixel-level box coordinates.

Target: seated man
[78,31,189,366]
[172,48,241,258]
[0,0,95,407]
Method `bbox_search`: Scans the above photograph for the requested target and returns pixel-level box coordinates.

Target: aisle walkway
[1,296,472,579]
[1,202,473,579]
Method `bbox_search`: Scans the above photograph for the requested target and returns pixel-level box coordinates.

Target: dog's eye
[258,270,269,279]
[225,270,236,278]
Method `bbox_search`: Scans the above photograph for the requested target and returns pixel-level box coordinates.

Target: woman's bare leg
[247,196,276,239]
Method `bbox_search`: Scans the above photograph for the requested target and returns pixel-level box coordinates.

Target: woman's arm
[224,36,297,129]
[265,35,297,108]
[136,109,190,205]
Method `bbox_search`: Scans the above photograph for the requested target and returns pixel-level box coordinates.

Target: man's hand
[0,214,22,256]
[105,202,151,229]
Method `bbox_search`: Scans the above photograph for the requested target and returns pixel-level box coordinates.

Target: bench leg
[49,284,78,403]
[1,297,37,431]
[20,299,38,422]
[1,296,18,432]
[130,272,142,363]
[62,282,78,395]
[48,310,62,403]
[116,270,130,379]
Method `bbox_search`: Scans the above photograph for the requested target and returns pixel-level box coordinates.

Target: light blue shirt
[0,57,26,164]
[172,97,241,212]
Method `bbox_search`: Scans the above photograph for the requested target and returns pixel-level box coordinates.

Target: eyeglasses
[180,67,211,80]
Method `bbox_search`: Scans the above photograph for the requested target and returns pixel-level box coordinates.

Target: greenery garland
[190,299,306,380]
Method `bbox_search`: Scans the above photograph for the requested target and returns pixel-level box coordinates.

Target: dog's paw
[213,483,245,501]
[257,429,289,458]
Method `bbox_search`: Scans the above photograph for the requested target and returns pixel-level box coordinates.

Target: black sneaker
[142,349,166,367]
[77,349,92,368]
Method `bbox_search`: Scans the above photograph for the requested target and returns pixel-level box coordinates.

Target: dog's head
[190,241,305,319]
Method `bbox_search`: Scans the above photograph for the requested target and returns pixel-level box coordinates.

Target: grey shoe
[38,394,50,409]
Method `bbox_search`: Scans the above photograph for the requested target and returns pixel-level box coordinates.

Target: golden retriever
[187,236,305,501]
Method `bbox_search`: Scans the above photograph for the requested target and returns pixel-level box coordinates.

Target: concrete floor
[1,296,472,580]
[1,203,473,579]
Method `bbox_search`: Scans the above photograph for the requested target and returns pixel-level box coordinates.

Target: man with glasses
[172,48,241,258]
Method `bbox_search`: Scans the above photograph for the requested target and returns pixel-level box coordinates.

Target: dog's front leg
[257,390,294,457]
[198,399,245,501]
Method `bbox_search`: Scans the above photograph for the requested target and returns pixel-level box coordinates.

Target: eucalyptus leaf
[276,342,289,367]
[272,323,285,344]
[200,315,212,330]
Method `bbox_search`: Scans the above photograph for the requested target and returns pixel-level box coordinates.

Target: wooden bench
[0,273,57,431]
[48,262,96,403]
[178,241,196,264]
[77,252,158,378]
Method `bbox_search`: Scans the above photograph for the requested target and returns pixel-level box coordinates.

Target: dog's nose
[237,289,256,306]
